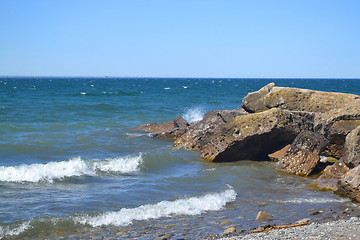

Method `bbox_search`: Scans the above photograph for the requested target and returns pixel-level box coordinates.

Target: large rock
[310,160,350,191]
[175,108,315,162]
[341,126,360,169]
[131,117,190,139]
[242,84,360,114]
[268,144,290,162]
[337,165,360,202]
[277,131,329,176]
[322,120,360,159]
[173,109,247,151]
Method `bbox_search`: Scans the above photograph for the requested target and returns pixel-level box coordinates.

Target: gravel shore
[219,217,360,240]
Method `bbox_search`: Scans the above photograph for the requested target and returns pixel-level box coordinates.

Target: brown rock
[132,117,190,139]
[268,144,290,162]
[241,82,275,113]
[277,131,329,176]
[341,126,360,168]
[223,227,236,234]
[337,165,360,202]
[322,120,360,159]
[173,109,246,151]
[310,160,350,191]
[255,211,272,221]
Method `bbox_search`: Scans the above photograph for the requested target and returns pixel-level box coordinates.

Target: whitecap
[80,92,87,95]
[0,221,31,238]
[164,87,171,90]
[182,106,206,124]
[74,185,236,227]
[0,154,143,183]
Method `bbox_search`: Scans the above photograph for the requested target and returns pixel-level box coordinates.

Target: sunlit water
[0,78,359,239]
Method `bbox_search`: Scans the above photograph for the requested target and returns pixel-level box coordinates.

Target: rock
[310,160,350,191]
[322,120,360,159]
[268,144,290,162]
[242,84,360,114]
[255,211,272,221]
[277,131,329,176]
[223,227,236,234]
[309,211,322,216]
[341,126,360,168]
[220,221,232,225]
[132,117,190,139]
[173,109,247,152]
[337,165,360,202]
[153,233,173,240]
[295,218,311,224]
[241,82,275,113]
[176,108,315,162]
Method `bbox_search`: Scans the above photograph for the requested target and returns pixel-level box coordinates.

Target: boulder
[268,144,291,162]
[255,211,272,221]
[337,165,360,202]
[131,117,190,139]
[277,131,329,176]
[341,126,360,169]
[173,109,246,151]
[176,108,315,162]
[242,84,360,114]
[322,120,360,159]
[241,82,275,113]
[310,160,350,191]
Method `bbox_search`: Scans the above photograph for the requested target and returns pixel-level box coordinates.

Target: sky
[0,0,359,78]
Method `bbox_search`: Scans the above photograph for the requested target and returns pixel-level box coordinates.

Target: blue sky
[0,0,359,78]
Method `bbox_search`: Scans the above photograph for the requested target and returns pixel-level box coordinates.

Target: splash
[182,106,206,124]
[74,185,236,227]
[0,154,143,183]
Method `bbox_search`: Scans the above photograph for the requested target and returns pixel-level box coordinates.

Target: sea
[0,78,359,239]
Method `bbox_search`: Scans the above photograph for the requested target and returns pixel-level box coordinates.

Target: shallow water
[0,78,359,239]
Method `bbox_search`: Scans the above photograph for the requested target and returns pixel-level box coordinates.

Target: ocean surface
[0,78,359,239]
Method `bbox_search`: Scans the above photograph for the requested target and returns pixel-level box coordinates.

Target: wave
[74,185,236,227]
[0,221,31,238]
[0,154,143,183]
[182,106,206,124]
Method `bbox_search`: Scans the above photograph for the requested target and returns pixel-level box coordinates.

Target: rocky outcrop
[176,108,314,162]
[131,116,190,139]
[277,131,329,176]
[337,165,360,202]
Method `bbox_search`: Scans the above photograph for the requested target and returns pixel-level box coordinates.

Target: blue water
[0,78,359,239]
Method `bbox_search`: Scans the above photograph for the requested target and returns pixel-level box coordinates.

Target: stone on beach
[255,211,272,221]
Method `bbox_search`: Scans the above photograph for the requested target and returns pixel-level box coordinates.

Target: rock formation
[132,83,360,202]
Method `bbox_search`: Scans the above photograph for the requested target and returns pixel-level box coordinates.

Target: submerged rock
[131,117,190,139]
[277,131,329,176]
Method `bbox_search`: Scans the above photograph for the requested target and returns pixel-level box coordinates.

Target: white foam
[0,154,143,183]
[0,221,31,238]
[164,87,171,90]
[75,186,236,227]
[182,106,206,124]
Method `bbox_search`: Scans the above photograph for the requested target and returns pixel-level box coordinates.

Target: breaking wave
[0,221,31,238]
[182,106,206,124]
[0,154,143,183]
[74,185,236,227]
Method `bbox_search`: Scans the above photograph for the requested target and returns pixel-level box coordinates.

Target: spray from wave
[0,221,31,239]
[74,185,236,227]
[182,106,206,124]
[0,154,143,183]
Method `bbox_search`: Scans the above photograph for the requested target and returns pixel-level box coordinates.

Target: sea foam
[0,221,31,238]
[0,154,143,183]
[182,106,206,124]
[75,185,236,227]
